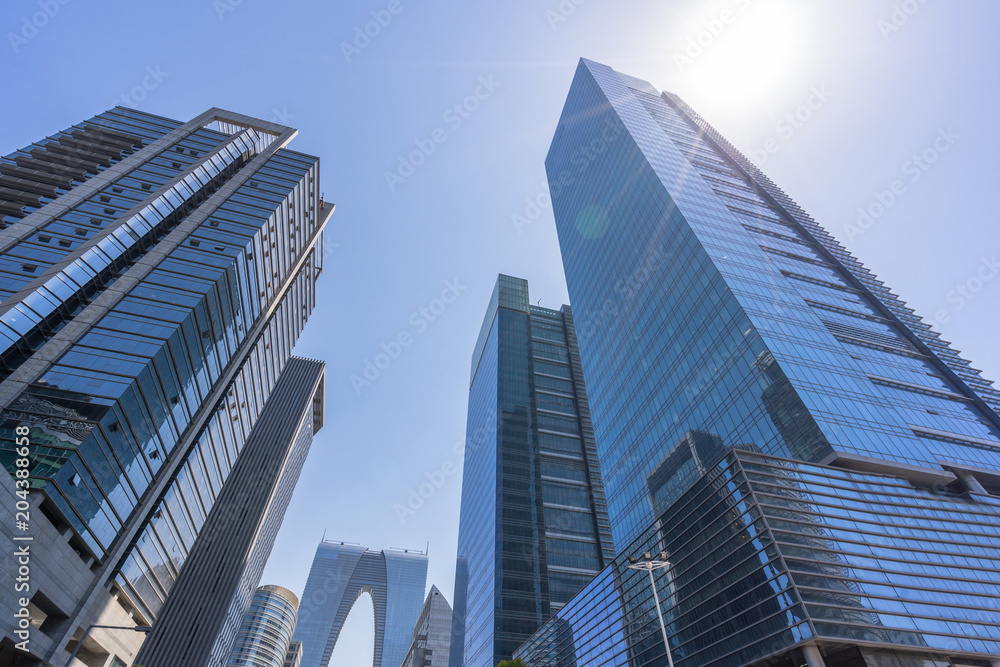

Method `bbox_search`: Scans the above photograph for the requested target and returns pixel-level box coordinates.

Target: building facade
[293,542,428,667]
[283,641,303,667]
[0,106,332,666]
[400,585,453,667]
[514,60,1000,667]
[226,585,300,667]
[134,357,325,666]
[450,275,615,667]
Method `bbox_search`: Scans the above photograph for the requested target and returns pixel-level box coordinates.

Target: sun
[670,1,809,106]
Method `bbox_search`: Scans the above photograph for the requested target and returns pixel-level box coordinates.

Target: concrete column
[802,644,827,667]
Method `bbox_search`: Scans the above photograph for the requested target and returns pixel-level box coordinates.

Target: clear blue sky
[3,0,998,662]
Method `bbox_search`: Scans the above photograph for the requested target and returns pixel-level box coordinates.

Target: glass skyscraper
[401,585,453,667]
[0,106,332,666]
[450,274,615,667]
[226,585,300,667]
[293,541,429,667]
[514,60,1000,667]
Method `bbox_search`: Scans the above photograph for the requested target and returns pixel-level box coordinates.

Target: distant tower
[227,585,299,667]
[293,542,428,667]
[400,585,453,667]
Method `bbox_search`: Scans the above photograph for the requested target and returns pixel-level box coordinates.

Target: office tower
[400,585,453,667]
[226,585,300,667]
[450,275,615,667]
[515,60,1000,667]
[293,541,428,667]
[284,641,303,667]
[0,106,332,666]
[134,357,325,666]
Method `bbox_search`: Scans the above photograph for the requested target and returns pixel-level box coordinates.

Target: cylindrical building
[227,585,299,667]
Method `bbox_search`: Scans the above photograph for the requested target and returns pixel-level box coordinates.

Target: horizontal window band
[545,533,598,543]
[868,374,972,402]
[542,475,589,487]
[546,565,601,575]
[833,333,927,359]
[536,408,577,419]
[802,298,889,323]
[539,451,586,462]
[538,428,581,439]
[543,502,593,513]
[534,372,572,382]
[909,425,1000,451]
[780,269,862,294]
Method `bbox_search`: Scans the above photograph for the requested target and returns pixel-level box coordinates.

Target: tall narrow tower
[450,274,615,667]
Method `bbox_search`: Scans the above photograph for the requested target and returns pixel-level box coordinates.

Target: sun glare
[669,1,807,107]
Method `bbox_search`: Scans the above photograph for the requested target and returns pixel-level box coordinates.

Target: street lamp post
[628,551,675,667]
[63,624,151,667]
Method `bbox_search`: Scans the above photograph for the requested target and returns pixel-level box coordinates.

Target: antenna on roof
[426,541,430,556]
[321,528,326,543]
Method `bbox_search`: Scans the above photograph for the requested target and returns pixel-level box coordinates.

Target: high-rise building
[293,541,428,667]
[515,60,1000,667]
[0,106,332,666]
[226,585,300,667]
[400,585,453,667]
[450,274,615,667]
[134,357,324,666]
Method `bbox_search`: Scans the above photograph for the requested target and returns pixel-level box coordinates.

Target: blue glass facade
[0,106,332,665]
[293,542,428,667]
[450,275,614,667]
[515,60,1000,666]
[517,451,1000,667]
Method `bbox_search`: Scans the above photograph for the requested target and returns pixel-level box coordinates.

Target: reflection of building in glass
[645,430,725,517]
[227,585,299,667]
[401,585,453,667]
[0,107,331,667]
[449,275,614,667]
[756,351,830,462]
[293,542,428,667]
[515,59,1000,667]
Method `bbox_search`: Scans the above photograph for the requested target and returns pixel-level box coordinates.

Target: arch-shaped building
[293,542,428,667]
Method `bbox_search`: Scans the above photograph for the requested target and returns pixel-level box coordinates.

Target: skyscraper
[134,357,325,666]
[515,60,1000,667]
[450,274,615,667]
[400,585,453,667]
[226,585,300,667]
[293,541,428,667]
[0,106,332,666]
